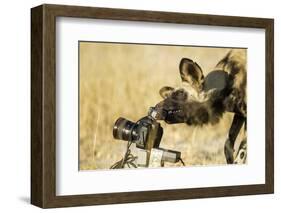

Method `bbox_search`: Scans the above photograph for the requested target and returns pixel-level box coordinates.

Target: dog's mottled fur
[155,50,247,163]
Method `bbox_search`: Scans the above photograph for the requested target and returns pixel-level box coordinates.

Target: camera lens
[113,117,138,141]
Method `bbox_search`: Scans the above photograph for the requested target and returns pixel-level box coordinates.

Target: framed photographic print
[31,4,274,208]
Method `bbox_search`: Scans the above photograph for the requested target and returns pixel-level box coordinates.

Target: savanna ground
[79,42,246,170]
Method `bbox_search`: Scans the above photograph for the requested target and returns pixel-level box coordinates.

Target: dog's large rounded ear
[179,58,204,90]
[159,86,174,99]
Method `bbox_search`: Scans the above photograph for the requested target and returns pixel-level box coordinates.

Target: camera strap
[110,141,137,169]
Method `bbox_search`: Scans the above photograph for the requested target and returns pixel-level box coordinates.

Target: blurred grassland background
[79,42,246,170]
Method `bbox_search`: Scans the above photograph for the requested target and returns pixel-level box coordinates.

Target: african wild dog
[155,50,247,164]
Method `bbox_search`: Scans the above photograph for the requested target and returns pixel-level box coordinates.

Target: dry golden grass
[79,42,245,170]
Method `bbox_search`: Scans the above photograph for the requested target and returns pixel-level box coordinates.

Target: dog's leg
[234,121,247,164]
[224,114,245,164]
[234,138,247,164]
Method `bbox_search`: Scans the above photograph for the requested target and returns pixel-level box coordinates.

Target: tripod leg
[224,114,245,164]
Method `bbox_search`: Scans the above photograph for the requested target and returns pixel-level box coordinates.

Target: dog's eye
[171,89,187,101]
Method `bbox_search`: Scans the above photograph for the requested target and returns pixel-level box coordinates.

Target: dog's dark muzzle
[153,100,186,124]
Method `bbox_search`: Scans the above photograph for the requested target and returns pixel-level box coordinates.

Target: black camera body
[113,116,162,150]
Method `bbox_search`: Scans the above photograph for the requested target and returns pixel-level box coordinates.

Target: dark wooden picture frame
[31,4,274,208]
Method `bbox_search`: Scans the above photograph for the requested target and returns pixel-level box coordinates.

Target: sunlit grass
[79,42,245,170]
